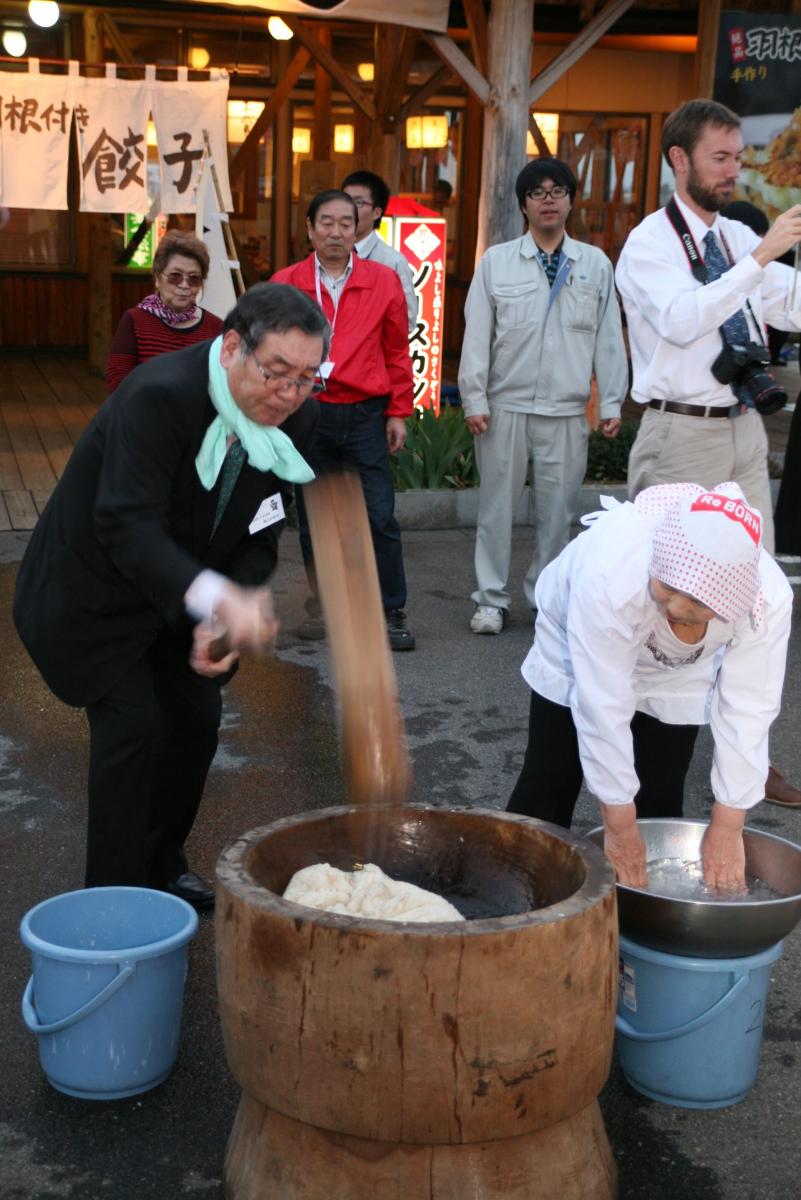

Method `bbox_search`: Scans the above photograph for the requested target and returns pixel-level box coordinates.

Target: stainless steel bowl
[587,819,801,958]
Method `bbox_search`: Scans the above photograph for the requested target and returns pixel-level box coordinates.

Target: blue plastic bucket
[616,934,783,1109]
[20,886,199,1100]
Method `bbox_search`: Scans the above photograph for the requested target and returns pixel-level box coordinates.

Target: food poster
[714,11,801,220]
[378,211,447,414]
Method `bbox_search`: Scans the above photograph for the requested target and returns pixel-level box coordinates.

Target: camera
[711,342,787,416]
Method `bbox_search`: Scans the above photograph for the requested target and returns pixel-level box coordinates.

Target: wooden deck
[0,352,104,530]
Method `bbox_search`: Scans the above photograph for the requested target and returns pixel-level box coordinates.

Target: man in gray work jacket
[459,157,629,634]
[343,169,418,334]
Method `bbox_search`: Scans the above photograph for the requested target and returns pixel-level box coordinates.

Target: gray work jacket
[356,231,418,334]
[458,231,628,419]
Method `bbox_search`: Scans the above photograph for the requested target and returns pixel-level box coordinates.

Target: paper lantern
[334,124,354,154]
[405,115,449,150]
[357,62,374,82]
[292,127,311,155]
[189,45,210,70]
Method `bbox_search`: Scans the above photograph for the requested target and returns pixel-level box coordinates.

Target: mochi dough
[283,862,464,923]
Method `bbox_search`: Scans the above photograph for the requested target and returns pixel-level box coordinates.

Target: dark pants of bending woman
[507,690,700,826]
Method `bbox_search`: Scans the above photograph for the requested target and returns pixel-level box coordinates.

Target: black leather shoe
[165,872,215,910]
[386,609,415,651]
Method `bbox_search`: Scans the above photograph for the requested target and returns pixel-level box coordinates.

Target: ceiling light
[28,1,60,27]
[2,29,27,56]
[405,115,448,150]
[357,62,374,82]
[292,127,311,154]
[267,16,293,41]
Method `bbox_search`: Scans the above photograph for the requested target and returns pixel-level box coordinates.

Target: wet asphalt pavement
[2,525,801,1200]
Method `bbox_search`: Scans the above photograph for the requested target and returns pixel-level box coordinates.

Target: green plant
[584,420,638,482]
[391,405,480,491]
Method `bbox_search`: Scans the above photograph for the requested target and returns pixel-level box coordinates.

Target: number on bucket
[619,956,637,1013]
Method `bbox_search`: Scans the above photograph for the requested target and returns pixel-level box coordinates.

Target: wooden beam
[228,46,310,185]
[529,0,636,105]
[313,25,332,160]
[644,111,663,215]
[283,16,377,121]
[398,63,453,124]
[463,0,489,77]
[425,32,490,105]
[693,0,721,99]
[528,113,550,157]
[383,28,418,123]
[83,7,112,376]
[272,42,293,273]
[101,13,137,65]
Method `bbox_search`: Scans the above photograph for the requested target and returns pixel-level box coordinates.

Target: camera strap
[664,197,766,351]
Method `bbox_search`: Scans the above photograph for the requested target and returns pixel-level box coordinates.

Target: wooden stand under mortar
[215,473,619,1199]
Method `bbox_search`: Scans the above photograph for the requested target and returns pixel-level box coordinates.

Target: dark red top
[271,254,414,419]
[106,306,224,393]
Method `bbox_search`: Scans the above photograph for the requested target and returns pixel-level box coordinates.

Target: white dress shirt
[521,499,792,811]
[615,192,801,407]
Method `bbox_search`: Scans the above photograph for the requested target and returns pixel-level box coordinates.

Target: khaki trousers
[627,406,774,554]
[473,410,588,611]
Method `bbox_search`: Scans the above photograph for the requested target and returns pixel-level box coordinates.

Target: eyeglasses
[251,358,326,396]
[350,198,374,209]
[162,270,203,288]
[526,186,569,201]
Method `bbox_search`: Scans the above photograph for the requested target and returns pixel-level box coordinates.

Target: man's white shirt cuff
[184,570,227,624]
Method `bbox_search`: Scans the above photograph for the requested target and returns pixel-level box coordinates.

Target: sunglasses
[162,270,203,288]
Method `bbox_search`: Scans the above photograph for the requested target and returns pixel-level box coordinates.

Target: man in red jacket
[273,189,416,650]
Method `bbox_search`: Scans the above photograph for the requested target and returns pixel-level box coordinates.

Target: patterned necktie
[702,230,753,405]
[211,438,246,538]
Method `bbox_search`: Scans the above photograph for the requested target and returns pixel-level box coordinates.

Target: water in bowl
[644,858,785,903]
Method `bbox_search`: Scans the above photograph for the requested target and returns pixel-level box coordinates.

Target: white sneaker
[470,605,504,634]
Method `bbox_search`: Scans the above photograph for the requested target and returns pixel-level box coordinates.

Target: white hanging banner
[75,70,151,213]
[0,61,77,209]
[178,0,449,34]
[195,155,237,321]
[152,71,231,214]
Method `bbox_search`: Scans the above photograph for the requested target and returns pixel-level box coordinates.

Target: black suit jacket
[13,340,317,707]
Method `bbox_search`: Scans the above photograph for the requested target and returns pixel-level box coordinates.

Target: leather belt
[648,399,740,419]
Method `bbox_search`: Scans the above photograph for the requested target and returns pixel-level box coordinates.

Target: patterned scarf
[138,291,202,327]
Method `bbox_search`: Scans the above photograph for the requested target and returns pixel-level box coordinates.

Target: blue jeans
[297,396,407,612]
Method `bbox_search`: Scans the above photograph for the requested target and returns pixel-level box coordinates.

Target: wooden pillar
[693,0,721,98]
[313,26,332,162]
[457,92,484,280]
[644,111,664,216]
[475,0,534,261]
[83,8,113,375]
[272,42,293,270]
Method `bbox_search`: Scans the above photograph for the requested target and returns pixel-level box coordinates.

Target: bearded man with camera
[616,98,801,556]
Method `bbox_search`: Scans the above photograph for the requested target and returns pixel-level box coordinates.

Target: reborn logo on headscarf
[690,493,761,545]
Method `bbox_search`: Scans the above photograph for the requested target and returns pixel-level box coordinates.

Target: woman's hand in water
[602,802,648,888]
[702,802,747,891]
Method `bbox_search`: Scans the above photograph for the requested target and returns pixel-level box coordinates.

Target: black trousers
[84,631,223,889]
[507,690,700,827]
[295,396,407,613]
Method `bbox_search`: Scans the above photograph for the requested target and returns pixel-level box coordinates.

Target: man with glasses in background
[14,284,325,909]
[273,188,416,651]
[343,169,418,334]
[459,157,628,634]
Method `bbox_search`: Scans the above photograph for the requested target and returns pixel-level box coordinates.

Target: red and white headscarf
[634,482,763,624]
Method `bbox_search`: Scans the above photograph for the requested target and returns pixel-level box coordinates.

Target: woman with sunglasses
[106,230,224,393]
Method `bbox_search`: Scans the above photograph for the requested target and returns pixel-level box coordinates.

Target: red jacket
[272,253,414,418]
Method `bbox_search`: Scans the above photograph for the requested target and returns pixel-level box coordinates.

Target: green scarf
[196,336,315,489]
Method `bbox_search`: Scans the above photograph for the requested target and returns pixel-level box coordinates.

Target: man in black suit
[14,283,327,909]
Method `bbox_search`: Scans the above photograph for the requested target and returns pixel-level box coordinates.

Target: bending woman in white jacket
[508,481,792,889]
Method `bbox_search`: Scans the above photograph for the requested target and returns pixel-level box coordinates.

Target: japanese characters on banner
[0,62,231,214]
[0,60,76,209]
[379,205,447,414]
[714,11,801,221]
[75,73,150,213]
